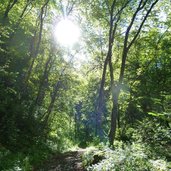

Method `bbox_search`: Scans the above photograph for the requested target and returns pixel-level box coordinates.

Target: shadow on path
[34,149,86,171]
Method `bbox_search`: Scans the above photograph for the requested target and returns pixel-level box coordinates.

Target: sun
[54,19,80,46]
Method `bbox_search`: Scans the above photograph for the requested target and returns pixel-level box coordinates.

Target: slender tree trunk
[42,54,71,127]
[28,53,53,115]
[107,2,128,146]
[48,81,61,115]
[109,90,119,146]
[107,0,159,146]
[8,1,32,40]
[96,0,118,138]
[96,0,130,140]
[74,111,77,141]
[3,0,18,20]
[96,56,108,137]
[42,80,62,127]
[35,54,52,106]
[24,0,49,83]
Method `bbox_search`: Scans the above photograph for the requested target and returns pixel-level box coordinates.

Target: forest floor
[35,149,86,171]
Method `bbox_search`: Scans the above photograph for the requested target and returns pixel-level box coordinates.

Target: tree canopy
[0,0,171,170]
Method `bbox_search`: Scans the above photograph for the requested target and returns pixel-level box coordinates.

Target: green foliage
[82,146,98,167]
[148,112,171,122]
[0,141,52,171]
[0,0,171,169]
[83,143,170,171]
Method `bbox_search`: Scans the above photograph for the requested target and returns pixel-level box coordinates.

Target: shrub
[82,142,170,171]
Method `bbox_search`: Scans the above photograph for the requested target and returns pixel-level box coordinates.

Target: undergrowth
[82,141,171,171]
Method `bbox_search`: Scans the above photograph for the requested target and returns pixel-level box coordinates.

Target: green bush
[82,142,170,171]
[0,141,52,171]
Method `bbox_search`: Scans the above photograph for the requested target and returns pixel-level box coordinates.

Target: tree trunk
[109,87,120,146]
[95,0,117,138]
[35,54,52,106]
[3,0,18,20]
[8,0,32,40]
[96,58,107,137]
[42,79,62,130]
[24,0,49,83]
[96,0,129,140]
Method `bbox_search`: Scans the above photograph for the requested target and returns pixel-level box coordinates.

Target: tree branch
[127,0,159,50]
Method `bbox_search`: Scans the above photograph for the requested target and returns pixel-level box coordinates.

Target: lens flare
[54,19,80,46]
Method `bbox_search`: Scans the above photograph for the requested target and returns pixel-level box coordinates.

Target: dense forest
[0,0,171,170]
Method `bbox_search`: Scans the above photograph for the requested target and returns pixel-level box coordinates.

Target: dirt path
[35,149,86,171]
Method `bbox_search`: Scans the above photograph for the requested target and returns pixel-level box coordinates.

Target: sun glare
[54,19,80,46]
